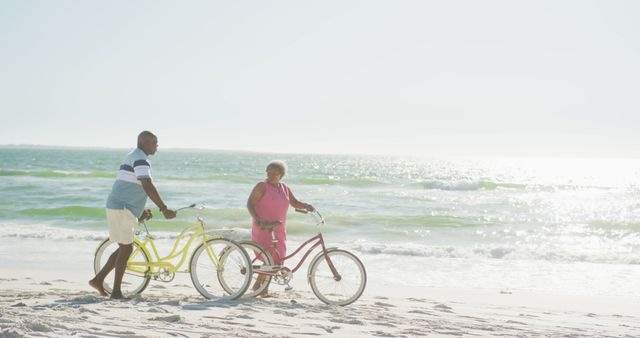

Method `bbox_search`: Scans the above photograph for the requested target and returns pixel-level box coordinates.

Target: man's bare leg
[89,247,119,296]
[110,243,133,299]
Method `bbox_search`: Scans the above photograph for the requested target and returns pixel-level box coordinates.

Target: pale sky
[1,1,639,158]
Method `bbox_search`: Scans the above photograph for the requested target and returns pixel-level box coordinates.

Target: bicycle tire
[308,249,366,306]
[93,239,151,297]
[189,238,252,300]
[226,241,273,298]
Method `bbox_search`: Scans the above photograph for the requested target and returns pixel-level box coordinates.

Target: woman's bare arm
[288,187,314,211]
[247,182,266,223]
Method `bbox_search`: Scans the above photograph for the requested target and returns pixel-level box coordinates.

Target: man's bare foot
[109,292,129,300]
[88,279,108,297]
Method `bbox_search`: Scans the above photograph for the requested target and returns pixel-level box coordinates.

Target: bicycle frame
[255,219,341,280]
[127,217,223,276]
[244,209,365,305]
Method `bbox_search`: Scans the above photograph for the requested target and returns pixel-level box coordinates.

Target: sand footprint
[78,306,99,315]
[373,301,396,308]
[313,324,342,333]
[330,317,365,325]
[408,309,432,315]
[150,314,182,323]
[25,321,54,333]
[245,328,269,335]
[273,309,297,317]
[181,303,211,311]
[158,299,181,306]
[434,303,454,313]
[147,307,170,313]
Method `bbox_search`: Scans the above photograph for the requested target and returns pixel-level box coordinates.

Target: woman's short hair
[266,160,287,178]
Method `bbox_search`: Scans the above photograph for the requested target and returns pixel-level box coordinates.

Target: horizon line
[1,143,639,161]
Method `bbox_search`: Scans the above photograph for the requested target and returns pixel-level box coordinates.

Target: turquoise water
[1,147,640,296]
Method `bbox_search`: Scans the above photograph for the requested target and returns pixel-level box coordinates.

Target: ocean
[1,147,639,297]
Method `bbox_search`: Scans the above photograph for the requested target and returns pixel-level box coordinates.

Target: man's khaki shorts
[106,208,138,244]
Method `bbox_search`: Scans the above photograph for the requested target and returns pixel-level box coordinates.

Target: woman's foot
[88,279,108,297]
[259,290,277,298]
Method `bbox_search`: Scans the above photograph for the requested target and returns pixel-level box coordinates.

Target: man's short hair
[138,131,156,143]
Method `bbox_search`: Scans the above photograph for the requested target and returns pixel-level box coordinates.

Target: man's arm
[140,178,176,219]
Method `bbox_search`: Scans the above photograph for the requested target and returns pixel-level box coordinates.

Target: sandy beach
[1,266,639,337]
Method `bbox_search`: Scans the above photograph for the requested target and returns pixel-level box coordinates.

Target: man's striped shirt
[106,148,152,217]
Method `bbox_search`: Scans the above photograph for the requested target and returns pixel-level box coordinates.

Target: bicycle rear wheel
[227,241,273,298]
[189,238,252,300]
[93,239,151,297]
[308,249,366,306]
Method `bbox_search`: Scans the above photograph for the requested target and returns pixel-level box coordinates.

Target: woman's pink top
[252,180,290,264]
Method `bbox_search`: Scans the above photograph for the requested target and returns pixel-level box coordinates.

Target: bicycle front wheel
[93,239,151,297]
[189,238,252,300]
[308,249,366,306]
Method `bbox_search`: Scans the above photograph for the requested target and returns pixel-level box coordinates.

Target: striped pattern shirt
[106,148,152,217]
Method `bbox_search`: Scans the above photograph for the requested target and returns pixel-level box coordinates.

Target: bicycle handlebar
[167,204,323,226]
[295,208,325,226]
[174,203,203,213]
[138,203,207,234]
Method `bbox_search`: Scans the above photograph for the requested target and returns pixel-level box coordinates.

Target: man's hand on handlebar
[138,208,153,222]
[138,206,178,221]
[162,209,177,219]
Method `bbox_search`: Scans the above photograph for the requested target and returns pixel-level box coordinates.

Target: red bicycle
[223,209,366,306]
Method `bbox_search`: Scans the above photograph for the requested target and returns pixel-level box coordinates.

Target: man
[89,131,176,299]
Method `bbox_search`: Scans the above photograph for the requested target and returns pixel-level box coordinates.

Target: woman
[247,160,314,296]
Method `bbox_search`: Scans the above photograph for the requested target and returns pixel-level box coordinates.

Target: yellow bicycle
[93,204,252,300]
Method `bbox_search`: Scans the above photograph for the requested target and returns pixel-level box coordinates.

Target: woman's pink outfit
[252,180,289,264]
